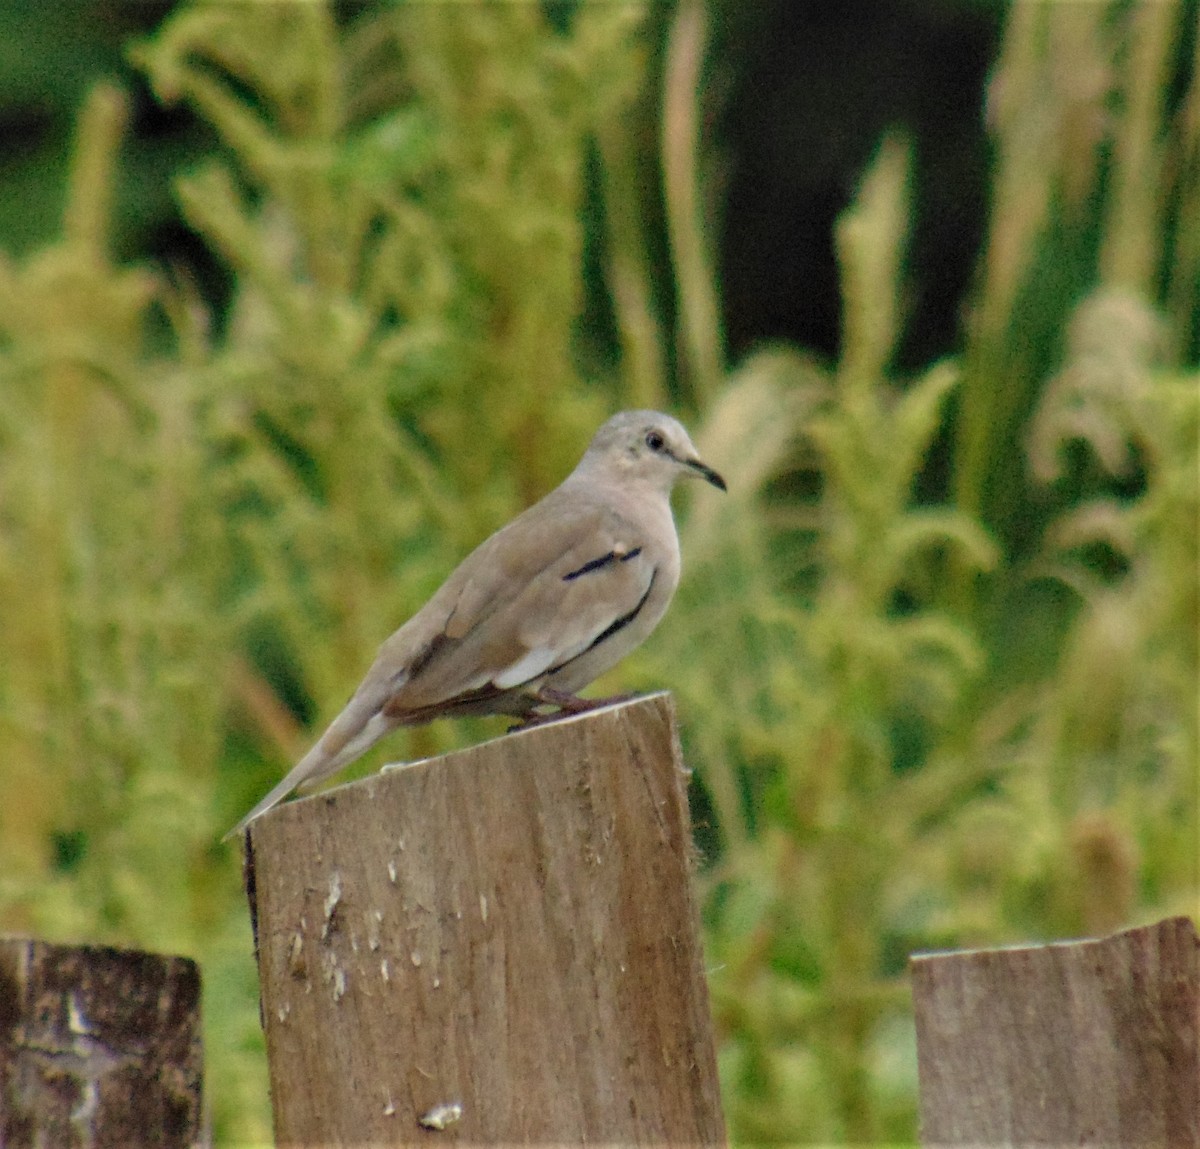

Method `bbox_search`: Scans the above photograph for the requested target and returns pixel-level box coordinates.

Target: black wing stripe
[563,546,644,582]
[563,552,617,581]
[544,567,658,678]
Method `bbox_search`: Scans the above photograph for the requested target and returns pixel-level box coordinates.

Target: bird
[225,409,725,839]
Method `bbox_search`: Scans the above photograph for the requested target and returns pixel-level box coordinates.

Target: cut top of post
[911,916,1200,1147]
[244,692,727,1146]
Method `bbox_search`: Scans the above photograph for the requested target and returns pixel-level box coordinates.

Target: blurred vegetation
[0,1,1195,1145]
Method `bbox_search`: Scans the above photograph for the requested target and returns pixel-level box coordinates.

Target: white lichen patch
[321,871,343,941]
[418,1102,463,1130]
[368,909,383,952]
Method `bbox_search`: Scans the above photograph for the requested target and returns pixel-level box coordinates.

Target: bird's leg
[537,686,603,713]
[508,687,637,732]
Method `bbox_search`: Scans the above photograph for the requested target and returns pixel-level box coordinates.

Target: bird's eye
[645,430,665,452]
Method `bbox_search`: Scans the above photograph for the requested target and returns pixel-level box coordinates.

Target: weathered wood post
[0,937,205,1148]
[912,916,1200,1147]
[244,692,726,1146]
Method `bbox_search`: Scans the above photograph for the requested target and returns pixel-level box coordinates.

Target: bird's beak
[685,457,727,491]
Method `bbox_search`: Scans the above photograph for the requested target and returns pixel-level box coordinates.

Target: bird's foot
[507,688,637,732]
[539,686,640,717]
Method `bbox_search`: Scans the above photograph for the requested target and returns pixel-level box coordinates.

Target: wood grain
[912,915,1200,1147]
[0,937,204,1149]
[246,691,726,1146]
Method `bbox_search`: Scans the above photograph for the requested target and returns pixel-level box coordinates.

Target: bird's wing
[387,492,658,711]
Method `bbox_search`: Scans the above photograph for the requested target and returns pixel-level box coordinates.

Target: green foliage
[5,3,651,1141]
[133,4,647,789]
[0,2,1194,1146]
[641,3,1197,1142]
[640,138,996,1144]
[0,81,260,1134]
[954,0,1198,560]
[960,291,1199,941]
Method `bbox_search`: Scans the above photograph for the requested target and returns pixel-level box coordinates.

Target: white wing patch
[492,646,559,689]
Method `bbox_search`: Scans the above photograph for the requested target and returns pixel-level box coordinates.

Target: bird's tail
[222,695,398,842]
[222,756,317,842]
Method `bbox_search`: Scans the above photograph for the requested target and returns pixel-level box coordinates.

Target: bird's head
[578,410,726,495]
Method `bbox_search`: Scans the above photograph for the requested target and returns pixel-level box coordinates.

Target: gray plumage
[226,410,724,839]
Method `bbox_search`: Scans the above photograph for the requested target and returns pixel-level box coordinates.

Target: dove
[226,409,724,839]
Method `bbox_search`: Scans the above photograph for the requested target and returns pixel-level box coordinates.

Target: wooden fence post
[0,937,205,1148]
[244,691,726,1146]
[911,915,1200,1147]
